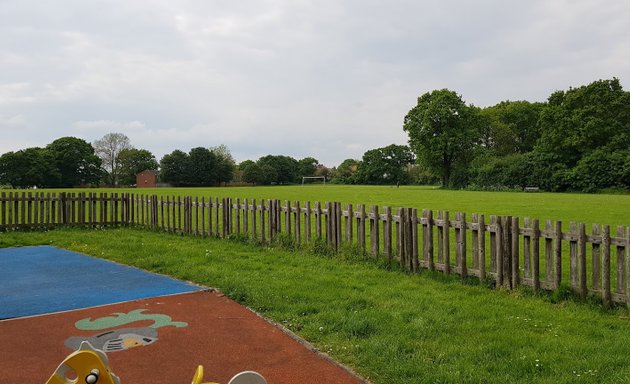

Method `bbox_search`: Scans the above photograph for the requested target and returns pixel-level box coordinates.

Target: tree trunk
[442,157,450,187]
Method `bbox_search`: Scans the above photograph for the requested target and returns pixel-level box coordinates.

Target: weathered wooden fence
[1,191,629,308]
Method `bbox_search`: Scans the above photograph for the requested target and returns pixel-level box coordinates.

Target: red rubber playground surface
[0,246,366,384]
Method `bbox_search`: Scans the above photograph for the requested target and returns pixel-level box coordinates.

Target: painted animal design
[65,327,157,352]
[64,309,186,352]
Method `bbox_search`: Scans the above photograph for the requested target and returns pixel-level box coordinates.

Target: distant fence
[1,191,629,308]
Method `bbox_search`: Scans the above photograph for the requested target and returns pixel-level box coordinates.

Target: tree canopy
[46,137,102,187]
[158,145,235,187]
[93,133,132,186]
[403,89,480,187]
[356,144,415,185]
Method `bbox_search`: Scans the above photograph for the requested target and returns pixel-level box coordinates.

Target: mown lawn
[2,227,630,383]
[22,185,630,228]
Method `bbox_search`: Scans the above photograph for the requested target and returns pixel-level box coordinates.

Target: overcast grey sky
[1,1,629,166]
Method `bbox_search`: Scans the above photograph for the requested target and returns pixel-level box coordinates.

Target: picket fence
[1,191,629,308]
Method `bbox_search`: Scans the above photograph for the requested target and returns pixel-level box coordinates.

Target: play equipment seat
[46,341,267,384]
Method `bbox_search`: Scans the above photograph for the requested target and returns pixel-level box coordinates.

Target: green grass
[2,227,630,383]
[17,185,630,228]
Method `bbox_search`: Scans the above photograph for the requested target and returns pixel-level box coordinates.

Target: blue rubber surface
[0,246,201,319]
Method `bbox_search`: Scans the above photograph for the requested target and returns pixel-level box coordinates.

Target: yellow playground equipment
[46,341,267,384]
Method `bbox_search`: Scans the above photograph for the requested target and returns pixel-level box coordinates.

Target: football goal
[301,176,326,185]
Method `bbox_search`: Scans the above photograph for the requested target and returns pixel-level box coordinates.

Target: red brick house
[136,170,158,188]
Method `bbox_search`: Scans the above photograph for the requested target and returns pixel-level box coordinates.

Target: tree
[242,163,264,185]
[46,137,102,187]
[257,155,299,184]
[0,148,60,188]
[356,144,415,185]
[188,147,218,186]
[333,159,360,184]
[297,157,319,178]
[117,148,159,186]
[479,101,544,156]
[535,78,630,168]
[159,150,189,186]
[211,145,236,185]
[403,89,480,187]
[93,133,132,186]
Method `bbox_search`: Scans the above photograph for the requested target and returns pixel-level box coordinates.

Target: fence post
[425,209,434,271]
[460,212,468,278]
[533,219,540,292]
[315,202,322,240]
[592,224,601,290]
[578,223,587,299]
[569,222,578,291]
[411,209,419,272]
[235,198,241,235]
[511,216,519,288]
[478,214,485,281]
[494,216,503,286]
[260,199,266,243]
[358,204,366,254]
[294,201,301,244]
[327,202,333,248]
[501,216,512,288]
[602,225,611,307]
[370,205,379,258]
[251,199,257,239]
[397,208,404,266]
[384,207,392,263]
[346,203,353,244]
[554,221,563,289]
[60,193,67,224]
[285,200,291,236]
[268,199,275,240]
[443,211,450,274]
[243,198,249,235]
[625,227,630,309]
[305,201,311,243]
[617,226,625,295]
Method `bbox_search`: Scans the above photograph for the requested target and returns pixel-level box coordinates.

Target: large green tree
[356,144,415,185]
[46,137,102,187]
[210,145,236,185]
[257,155,299,184]
[159,146,235,186]
[188,147,218,186]
[159,150,189,186]
[297,157,319,178]
[0,148,60,188]
[535,78,630,168]
[403,89,480,187]
[333,158,360,184]
[479,100,544,156]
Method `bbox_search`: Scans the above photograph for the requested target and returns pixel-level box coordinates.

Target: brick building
[136,170,159,188]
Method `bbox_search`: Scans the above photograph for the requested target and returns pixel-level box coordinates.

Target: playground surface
[0,246,365,384]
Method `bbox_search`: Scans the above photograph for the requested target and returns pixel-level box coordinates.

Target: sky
[1,1,629,167]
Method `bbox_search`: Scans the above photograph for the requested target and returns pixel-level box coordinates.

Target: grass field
[2,227,629,383]
[21,185,630,228]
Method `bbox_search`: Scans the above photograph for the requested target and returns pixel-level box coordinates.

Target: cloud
[0,0,629,165]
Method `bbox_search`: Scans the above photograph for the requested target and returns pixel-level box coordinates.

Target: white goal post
[301,176,326,185]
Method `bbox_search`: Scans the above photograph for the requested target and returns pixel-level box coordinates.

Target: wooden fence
[1,191,629,308]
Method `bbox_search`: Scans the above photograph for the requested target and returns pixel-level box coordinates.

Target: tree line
[400,78,630,192]
[1,78,627,192]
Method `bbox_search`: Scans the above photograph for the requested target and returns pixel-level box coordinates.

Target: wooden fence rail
[1,192,629,308]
